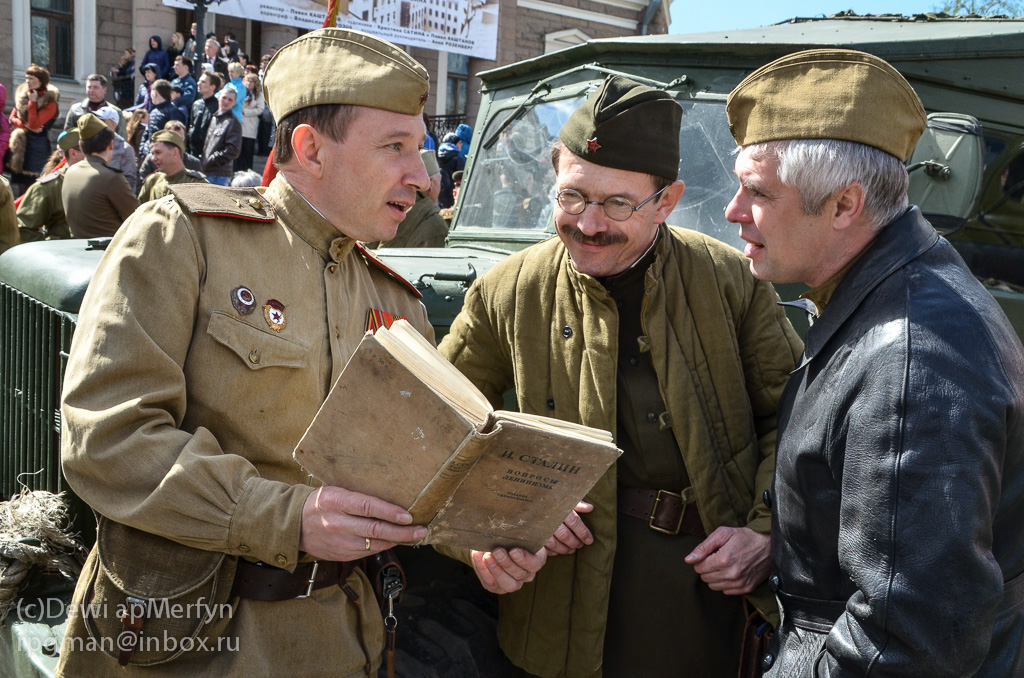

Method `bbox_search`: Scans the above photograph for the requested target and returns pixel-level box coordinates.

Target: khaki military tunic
[368,191,448,249]
[0,175,18,255]
[58,175,433,677]
[137,167,208,204]
[439,225,802,678]
[61,154,140,239]
[16,169,70,241]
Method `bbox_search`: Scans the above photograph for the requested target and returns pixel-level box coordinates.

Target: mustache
[558,223,628,246]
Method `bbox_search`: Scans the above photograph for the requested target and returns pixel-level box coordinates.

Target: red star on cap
[587,137,601,153]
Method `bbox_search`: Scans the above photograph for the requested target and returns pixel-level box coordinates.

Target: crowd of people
[0,26,471,255]
[0,27,279,252]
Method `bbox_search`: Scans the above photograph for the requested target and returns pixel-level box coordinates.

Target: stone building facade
[0,0,669,145]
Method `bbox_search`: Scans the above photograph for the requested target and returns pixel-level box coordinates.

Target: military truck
[3,13,1024,677]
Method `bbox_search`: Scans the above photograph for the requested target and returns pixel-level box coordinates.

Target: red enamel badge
[231,286,256,315]
[263,299,286,332]
[587,137,601,153]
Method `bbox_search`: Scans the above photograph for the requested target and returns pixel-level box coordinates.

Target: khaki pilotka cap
[77,113,107,141]
[560,75,682,180]
[57,129,80,151]
[151,129,186,154]
[420,148,440,177]
[262,28,430,121]
[726,49,927,162]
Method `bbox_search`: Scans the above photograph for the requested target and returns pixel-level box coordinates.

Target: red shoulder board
[355,243,422,298]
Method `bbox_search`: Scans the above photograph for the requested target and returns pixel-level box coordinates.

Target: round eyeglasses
[556,185,668,222]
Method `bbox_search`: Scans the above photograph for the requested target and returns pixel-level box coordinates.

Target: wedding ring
[364,538,371,551]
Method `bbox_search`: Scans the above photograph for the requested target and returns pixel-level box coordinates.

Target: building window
[446,52,469,115]
[30,0,74,78]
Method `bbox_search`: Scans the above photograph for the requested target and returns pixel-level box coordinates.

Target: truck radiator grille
[0,283,75,499]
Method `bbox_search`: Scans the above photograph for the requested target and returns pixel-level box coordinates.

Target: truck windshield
[457,95,745,252]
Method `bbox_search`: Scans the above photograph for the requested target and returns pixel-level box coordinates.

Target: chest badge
[231,286,256,315]
[263,299,286,331]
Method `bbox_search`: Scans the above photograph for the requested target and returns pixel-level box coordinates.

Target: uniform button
[248,349,260,364]
[629,356,638,366]
[562,326,573,338]
[769,575,780,592]
[546,398,555,410]
[647,412,657,423]
[763,489,772,508]
[274,554,288,567]
[238,544,250,553]
[761,652,775,671]
[328,265,337,274]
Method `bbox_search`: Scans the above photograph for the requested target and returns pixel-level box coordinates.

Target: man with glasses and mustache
[438,75,802,678]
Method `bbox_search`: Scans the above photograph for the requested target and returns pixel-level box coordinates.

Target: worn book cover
[294,321,621,552]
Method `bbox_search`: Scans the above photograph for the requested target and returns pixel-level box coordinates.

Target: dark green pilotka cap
[559,75,682,180]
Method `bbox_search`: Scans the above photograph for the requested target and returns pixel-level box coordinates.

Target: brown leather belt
[231,558,356,601]
[618,487,706,537]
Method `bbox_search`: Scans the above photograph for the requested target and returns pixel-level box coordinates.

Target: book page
[375,320,493,425]
[495,410,614,444]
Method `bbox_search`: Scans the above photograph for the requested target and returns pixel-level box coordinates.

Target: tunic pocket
[206,311,307,370]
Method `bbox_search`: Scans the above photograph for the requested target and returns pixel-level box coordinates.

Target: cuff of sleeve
[228,476,316,571]
[745,510,771,536]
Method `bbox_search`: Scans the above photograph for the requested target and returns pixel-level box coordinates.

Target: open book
[294,319,621,552]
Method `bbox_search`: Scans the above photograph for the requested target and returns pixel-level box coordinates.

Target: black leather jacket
[766,208,1024,677]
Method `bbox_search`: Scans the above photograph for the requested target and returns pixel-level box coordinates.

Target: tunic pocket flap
[207,311,307,370]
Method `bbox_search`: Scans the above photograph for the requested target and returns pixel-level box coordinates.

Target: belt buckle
[649,489,684,535]
[297,561,319,599]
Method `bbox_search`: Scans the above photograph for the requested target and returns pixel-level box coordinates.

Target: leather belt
[618,487,705,537]
[231,558,356,601]
[776,590,846,633]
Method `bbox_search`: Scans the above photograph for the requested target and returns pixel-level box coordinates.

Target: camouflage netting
[0,490,86,624]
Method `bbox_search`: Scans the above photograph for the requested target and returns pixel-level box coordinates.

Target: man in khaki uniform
[0,175,17,255]
[16,129,83,242]
[438,76,802,677]
[61,113,139,238]
[137,129,207,203]
[368,148,448,249]
[58,28,537,677]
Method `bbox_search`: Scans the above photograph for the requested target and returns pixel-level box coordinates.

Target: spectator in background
[125,109,148,158]
[110,48,136,109]
[8,65,60,195]
[183,23,199,65]
[140,79,186,158]
[238,52,250,70]
[201,87,242,186]
[171,56,197,121]
[167,31,185,65]
[437,132,465,209]
[230,169,262,187]
[221,33,240,62]
[94,106,138,193]
[62,113,139,238]
[236,72,265,172]
[201,38,229,80]
[64,73,125,137]
[16,129,84,242]
[132,63,159,111]
[188,71,221,158]
[138,119,201,184]
[226,62,246,121]
[0,83,11,177]
[137,129,207,203]
[455,122,472,160]
[422,111,437,151]
[141,35,171,79]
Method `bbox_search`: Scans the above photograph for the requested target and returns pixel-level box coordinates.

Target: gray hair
[230,170,263,188]
[742,139,909,230]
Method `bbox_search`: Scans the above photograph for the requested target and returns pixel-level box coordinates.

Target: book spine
[407,430,494,526]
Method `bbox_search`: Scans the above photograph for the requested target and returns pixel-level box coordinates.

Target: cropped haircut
[743,139,909,230]
[86,73,108,87]
[204,72,223,90]
[273,104,357,167]
[152,79,172,100]
[81,128,115,155]
[550,139,673,194]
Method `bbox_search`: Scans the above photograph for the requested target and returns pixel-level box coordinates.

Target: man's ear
[832,182,866,231]
[653,179,685,224]
[290,124,324,179]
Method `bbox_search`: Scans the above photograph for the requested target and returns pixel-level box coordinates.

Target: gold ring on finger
[364,537,371,551]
